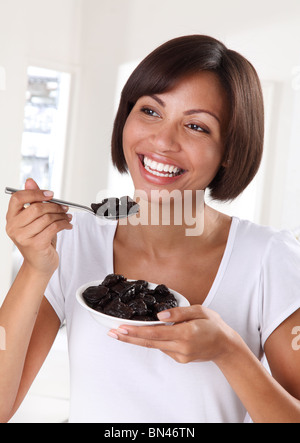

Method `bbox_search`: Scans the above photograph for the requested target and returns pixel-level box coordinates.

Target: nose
[151,121,181,153]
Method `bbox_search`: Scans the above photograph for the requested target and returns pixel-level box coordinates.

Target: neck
[117,195,225,258]
[134,188,205,233]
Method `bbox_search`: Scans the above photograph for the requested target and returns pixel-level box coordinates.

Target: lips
[139,155,186,179]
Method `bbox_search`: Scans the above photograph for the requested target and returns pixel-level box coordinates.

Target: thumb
[25,178,40,190]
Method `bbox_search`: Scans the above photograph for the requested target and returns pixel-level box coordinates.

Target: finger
[157,305,208,324]
[113,323,182,341]
[108,316,199,345]
[107,306,208,342]
[36,216,73,240]
[7,189,54,218]
[23,217,73,250]
[14,202,69,229]
[15,212,72,241]
[107,328,179,353]
[25,177,39,190]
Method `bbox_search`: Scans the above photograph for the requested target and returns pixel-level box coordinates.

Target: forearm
[0,262,52,420]
[214,332,300,423]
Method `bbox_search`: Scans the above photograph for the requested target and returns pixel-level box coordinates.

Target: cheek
[122,124,136,171]
[122,118,141,156]
[123,112,153,146]
[194,141,223,169]
[122,120,131,156]
[191,143,224,184]
[122,119,143,174]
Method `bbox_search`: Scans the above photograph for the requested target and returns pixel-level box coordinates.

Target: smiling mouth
[139,155,186,178]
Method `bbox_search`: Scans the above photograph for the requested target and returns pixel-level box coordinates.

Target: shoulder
[233,217,300,263]
[234,216,298,248]
[234,217,280,242]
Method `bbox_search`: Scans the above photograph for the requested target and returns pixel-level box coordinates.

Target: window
[20,67,71,195]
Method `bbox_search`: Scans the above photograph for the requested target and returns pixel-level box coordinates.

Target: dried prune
[154,284,171,296]
[120,286,137,303]
[111,280,132,295]
[131,280,148,291]
[156,295,177,308]
[119,196,138,217]
[82,285,109,308]
[91,196,139,219]
[103,298,134,319]
[94,293,112,311]
[83,274,178,321]
[91,198,118,217]
[141,293,156,308]
[131,314,157,321]
[128,299,148,316]
[155,301,175,314]
[102,273,125,288]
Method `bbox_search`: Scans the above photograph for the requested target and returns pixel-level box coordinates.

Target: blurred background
[0,0,299,422]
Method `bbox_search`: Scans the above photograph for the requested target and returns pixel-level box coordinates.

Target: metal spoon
[4,187,139,221]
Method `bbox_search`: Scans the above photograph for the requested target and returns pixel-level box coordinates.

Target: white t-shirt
[45,213,300,423]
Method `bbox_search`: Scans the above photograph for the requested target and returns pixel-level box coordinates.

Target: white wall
[0,0,82,300]
[1,0,300,302]
[225,16,300,229]
[62,0,131,202]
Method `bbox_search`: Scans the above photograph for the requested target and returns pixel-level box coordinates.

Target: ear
[222,158,231,168]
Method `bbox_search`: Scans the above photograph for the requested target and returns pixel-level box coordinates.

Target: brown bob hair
[111,35,264,201]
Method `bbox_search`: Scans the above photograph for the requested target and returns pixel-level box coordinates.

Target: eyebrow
[183,109,221,124]
[150,94,221,124]
[151,94,165,107]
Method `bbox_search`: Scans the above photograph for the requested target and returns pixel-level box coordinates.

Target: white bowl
[76,279,190,329]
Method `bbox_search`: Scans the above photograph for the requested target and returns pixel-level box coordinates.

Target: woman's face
[122,71,229,198]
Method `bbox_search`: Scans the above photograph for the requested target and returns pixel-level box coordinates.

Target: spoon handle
[4,187,94,214]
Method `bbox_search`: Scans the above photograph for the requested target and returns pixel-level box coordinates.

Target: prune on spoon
[91,196,139,219]
[119,196,138,217]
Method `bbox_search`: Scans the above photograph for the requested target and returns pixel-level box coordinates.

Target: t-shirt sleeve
[260,230,300,348]
[44,235,66,326]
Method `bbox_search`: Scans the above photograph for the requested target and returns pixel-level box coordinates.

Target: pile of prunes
[91,196,139,219]
[82,274,177,321]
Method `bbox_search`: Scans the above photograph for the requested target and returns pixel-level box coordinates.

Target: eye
[141,107,160,118]
[187,123,209,134]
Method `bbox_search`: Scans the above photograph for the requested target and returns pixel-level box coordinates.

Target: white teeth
[143,156,182,177]
[144,165,175,177]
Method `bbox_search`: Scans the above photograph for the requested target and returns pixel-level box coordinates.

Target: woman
[1,35,300,423]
